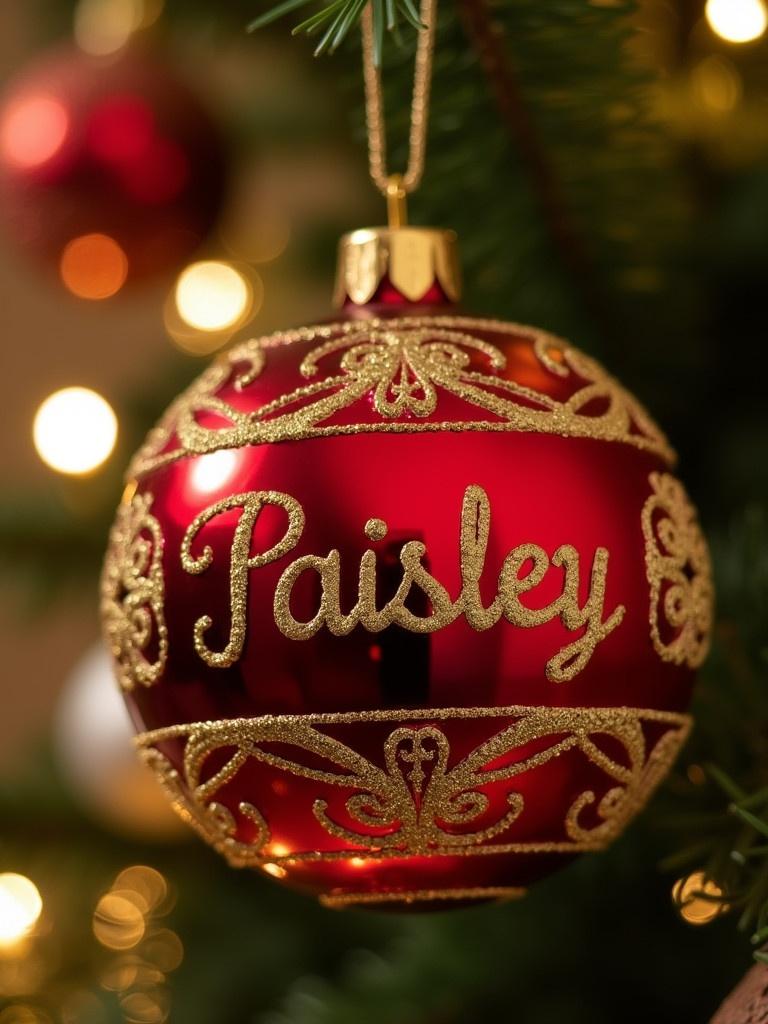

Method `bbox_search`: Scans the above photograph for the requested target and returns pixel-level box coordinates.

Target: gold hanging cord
[361,0,438,228]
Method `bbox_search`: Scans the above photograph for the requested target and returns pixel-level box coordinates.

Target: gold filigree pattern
[101,492,168,691]
[319,886,526,908]
[140,747,270,863]
[135,704,691,869]
[642,472,714,669]
[127,317,675,480]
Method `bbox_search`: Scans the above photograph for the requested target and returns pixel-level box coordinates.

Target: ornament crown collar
[334,226,461,309]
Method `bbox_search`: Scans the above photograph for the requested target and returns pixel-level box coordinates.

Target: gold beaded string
[361,0,438,227]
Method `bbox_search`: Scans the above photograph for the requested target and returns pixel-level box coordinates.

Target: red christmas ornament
[102,228,713,910]
[710,961,768,1023]
[0,46,226,290]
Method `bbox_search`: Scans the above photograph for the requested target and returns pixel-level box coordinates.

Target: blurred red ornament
[711,961,768,1023]
[101,228,713,910]
[0,46,227,290]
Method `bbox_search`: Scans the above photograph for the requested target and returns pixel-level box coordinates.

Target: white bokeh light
[174,261,251,332]
[33,387,118,475]
[706,0,767,43]
[0,874,43,946]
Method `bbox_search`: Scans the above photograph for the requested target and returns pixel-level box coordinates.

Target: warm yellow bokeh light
[33,387,118,475]
[113,866,168,914]
[706,0,767,42]
[92,892,145,951]
[120,991,169,1024]
[0,1007,52,1024]
[672,870,728,925]
[0,875,43,947]
[691,55,742,113]
[60,234,129,300]
[175,261,251,332]
[74,0,163,55]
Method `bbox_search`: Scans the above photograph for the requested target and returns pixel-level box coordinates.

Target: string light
[672,870,728,925]
[705,0,767,43]
[174,261,252,333]
[60,234,129,300]
[33,387,118,475]
[0,875,43,947]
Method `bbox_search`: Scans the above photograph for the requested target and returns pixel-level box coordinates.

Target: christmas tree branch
[455,0,614,345]
[248,0,424,59]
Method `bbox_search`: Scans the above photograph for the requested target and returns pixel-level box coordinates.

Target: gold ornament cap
[333,226,461,308]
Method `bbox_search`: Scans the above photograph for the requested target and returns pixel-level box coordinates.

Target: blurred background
[2,1,768,1021]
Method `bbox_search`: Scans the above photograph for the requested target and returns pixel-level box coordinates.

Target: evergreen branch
[249,0,425,59]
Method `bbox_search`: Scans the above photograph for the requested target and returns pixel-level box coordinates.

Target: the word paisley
[181,484,625,682]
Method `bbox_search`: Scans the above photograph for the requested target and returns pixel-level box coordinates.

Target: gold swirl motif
[135,704,691,871]
[642,472,714,669]
[101,491,168,691]
[126,317,675,480]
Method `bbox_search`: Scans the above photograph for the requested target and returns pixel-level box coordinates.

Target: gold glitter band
[127,316,675,480]
[101,492,168,692]
[135,704,691,870]
[642,472,713,669]
[319,885,526,909]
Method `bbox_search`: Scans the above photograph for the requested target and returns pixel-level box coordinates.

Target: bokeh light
[142,929,184,973]
[691,55,742,113]
[705,0,767,43]
[60,233,129,300]
[120,990,170,1024]
[113,867,168,915]
[74,0,164,56]
[0,1007,52,1024]
[175,261,252,332]
[672,870,728,925]
[93,892,145,951]
[33,387,118,475]
[0,876,43,947]
[0,96,69,169]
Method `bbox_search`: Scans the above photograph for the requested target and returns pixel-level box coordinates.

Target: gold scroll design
[135,705,691,869]
[642,471,714,669]
[127,316,674,480]
[101,491,168,691]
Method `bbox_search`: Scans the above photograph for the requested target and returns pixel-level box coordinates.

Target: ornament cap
[333,226,461,308]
